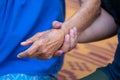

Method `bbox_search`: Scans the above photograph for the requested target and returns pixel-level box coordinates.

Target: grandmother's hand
[17,29,65,59]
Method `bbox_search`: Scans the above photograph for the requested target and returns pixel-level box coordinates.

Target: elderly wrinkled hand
[17,29,65,59]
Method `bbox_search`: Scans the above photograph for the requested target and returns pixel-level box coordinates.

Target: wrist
[60,22,72,35]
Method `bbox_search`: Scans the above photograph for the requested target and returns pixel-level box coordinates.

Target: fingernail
[70,29,74,37]
[17,54,21,58]
[58,50,63,55]
[73,27,76,30]
[59,50,63,53]
[21,40,32,45]
[55,50,63,56]
[73,27,77,34]
[65,34,70,41]
[56,23,62,28]
[21,42,27,45]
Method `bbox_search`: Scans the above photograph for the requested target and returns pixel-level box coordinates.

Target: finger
[17,43,39,58]
[61,34,71,53]
[36,56,48,60]
[73,27,77,36]
[70,27,78,48]
[21,40,33,46]
[21,32,43,46]
[73,27,78,42]
[70,28,75,38]
[36,53,52,60]
[52,21,62,29]
[70,28,75,48]
[54,50,64,57]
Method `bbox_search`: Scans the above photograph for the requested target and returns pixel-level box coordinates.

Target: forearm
[61,0,101,35]
[77,9,118,43]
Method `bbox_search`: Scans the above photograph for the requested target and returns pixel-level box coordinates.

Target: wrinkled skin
[17,29,65,59]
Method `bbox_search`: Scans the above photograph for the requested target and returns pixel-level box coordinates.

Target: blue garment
[0,0,65,75]
[0,73,57,80]
[100,28,120,80]
[100,0,120,80]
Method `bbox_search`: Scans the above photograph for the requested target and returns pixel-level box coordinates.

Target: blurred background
[58,0,118,80]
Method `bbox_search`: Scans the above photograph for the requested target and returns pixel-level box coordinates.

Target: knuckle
[25,51,34,58]
[27,54,33,58]
[42,50,47,54]
[35,41,42,46]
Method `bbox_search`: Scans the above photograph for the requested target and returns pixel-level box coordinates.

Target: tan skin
[53,9,118,57]
[17,0,101,59]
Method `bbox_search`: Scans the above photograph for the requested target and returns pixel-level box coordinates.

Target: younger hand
[52,21,78,56]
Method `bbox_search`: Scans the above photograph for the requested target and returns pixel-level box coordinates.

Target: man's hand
[52,21,78,56]
[17,29,65,59]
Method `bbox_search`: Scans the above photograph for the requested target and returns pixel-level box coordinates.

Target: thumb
[52,21,62,29]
